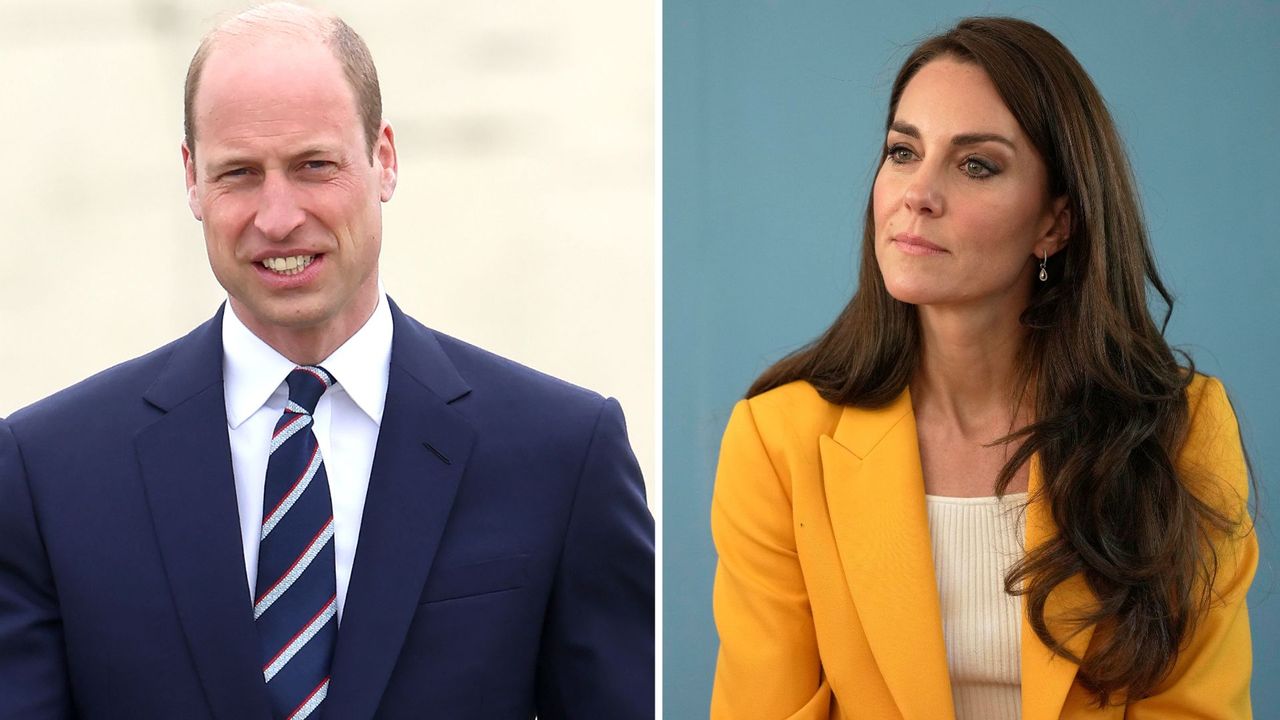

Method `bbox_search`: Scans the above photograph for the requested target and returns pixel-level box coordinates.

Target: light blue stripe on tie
[289,678,329,720]
[297,366,333,388]
[255,520,334,619]
[270,415,312,454]
[264,596,336,682]
[261,449,324,541]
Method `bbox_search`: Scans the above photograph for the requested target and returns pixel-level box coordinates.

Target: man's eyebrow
[295,146,341,158]
[888,121,1016,150]
[203,147,344,174]
[204,156,255,174]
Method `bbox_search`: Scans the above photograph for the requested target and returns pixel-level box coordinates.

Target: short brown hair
[183,3,382,165]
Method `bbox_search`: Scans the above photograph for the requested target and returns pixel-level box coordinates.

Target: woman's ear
[1038,195,1071,257]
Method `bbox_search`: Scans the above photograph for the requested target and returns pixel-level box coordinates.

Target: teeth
[261,255,315,275]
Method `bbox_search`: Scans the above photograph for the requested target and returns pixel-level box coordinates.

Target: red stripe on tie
[255,518,334,605]
[263,596,337,673]
[263,445,321,528]
[287,676,330,720]
[298,367,330,388]
[273,414,307,439]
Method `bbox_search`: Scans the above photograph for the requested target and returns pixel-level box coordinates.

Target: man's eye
[222,168,251,178]
[303,160,334,171]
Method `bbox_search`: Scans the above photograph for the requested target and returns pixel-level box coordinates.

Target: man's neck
[228,296,379,366]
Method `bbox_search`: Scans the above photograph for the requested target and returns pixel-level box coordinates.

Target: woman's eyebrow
[889,121,1016,150]
[951,132,1015,150]
[888,120,922,138]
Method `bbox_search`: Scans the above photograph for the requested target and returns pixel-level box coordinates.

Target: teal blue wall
[664,1,1280,715]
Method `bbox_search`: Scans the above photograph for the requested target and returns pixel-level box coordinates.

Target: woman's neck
[912,303,1031,436]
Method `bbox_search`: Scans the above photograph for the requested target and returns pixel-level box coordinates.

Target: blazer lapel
[135,309,274,720]
[324,302,477,720]
[818,387,1098,719]
[820,389,955,720]
[1020,456,1096,720]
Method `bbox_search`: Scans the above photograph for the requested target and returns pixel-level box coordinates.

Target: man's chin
[229,296,334,332]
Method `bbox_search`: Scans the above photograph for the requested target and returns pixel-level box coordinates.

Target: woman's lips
[891,233,948,256]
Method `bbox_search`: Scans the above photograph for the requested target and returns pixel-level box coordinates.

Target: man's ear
[375,121,398,202]
[182,141,203,221]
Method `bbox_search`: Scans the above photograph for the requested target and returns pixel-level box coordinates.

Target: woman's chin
[882,279,945,307]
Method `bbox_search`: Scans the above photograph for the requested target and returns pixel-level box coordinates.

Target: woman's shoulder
[1184,372,1231,421]
[1180,372,1249,503]
[1183,373,1240,452]
[715,381,845,514]
[736,380,845,445]
[714,381,848,489]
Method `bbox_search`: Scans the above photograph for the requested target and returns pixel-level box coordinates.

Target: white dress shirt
[222,293,392,623]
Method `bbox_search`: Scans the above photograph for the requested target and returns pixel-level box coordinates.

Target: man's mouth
[261,255,316,275]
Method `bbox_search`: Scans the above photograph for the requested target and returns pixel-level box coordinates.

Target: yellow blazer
[710,375,1256,719]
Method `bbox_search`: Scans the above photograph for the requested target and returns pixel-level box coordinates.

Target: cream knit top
[924,492,1028,720]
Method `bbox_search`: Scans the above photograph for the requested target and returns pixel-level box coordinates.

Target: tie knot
[285,365,335,416]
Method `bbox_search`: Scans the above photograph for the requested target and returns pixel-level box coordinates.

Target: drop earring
[1039,250,1048,282]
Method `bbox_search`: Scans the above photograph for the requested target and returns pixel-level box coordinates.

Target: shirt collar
[222,292,393,429]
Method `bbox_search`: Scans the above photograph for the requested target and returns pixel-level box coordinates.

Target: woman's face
[872,58,1067,313]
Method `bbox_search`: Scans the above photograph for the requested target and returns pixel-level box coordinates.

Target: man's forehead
[192,36,356,134]
[198,34,341,91]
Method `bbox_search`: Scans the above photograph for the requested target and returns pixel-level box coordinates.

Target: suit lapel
[324,302,477,720]
[1020,456,1096,720]
[135,309,274,720]
[820,389,955,720]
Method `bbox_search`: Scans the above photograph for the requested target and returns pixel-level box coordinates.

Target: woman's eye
[963,158,997,178]
[886,145,916,164]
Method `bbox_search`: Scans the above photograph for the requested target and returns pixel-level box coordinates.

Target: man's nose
[903,166,944,216]
[254,174,306,241]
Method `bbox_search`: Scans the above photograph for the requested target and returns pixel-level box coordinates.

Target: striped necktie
[254,365,338,720]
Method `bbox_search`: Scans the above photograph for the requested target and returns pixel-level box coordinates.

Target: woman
[710,17,1256,720]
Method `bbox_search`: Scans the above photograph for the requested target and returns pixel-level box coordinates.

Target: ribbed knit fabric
[925,492,1027,720]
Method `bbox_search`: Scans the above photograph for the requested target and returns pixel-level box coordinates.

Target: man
[0,4,653,719]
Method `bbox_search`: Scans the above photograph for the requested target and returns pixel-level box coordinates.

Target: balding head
[183,2,381,165]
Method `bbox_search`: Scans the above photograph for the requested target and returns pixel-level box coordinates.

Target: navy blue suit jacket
[0,301,654,719]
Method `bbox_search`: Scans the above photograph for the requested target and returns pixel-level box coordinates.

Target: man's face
[184,36,396,351]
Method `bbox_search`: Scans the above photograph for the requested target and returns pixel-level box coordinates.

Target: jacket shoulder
[1180,372,1250,510]
[1185,373,1233,434]
[433,330,601,401]
[738,380,843,455]
[717,381,843,490]
[386,304,615,432]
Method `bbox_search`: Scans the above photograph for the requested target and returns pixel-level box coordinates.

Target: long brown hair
[750,17,1247,705]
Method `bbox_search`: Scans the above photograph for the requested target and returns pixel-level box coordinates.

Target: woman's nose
[903,168,944,216]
